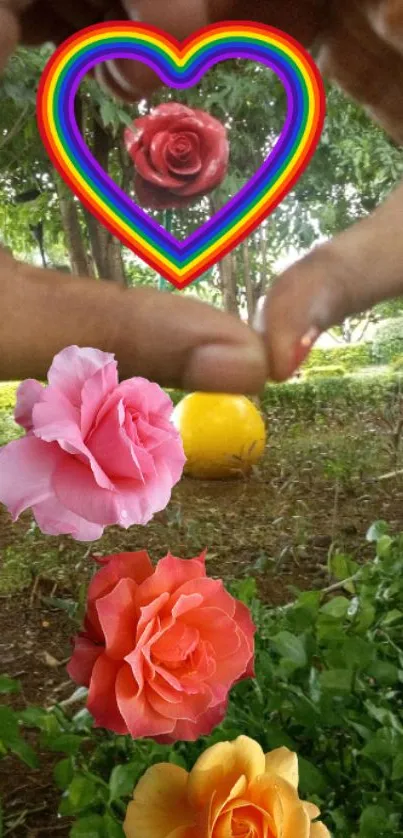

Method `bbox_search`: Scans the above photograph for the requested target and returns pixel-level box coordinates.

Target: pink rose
[0,346,185,542]
[125,102,229,209]
[67,550,255,742]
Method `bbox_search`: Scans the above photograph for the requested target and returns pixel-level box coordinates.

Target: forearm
[0,253,127,381]
[324,178,403,314]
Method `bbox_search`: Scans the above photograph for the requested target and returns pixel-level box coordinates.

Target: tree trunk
[260,224,268,287]
[84,118,127,284]
[243,239,255,324]
[219,253,239,315]
[55,174,92,276]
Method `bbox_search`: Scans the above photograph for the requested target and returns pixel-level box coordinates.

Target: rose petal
[0,435,61,519]
[47,345,117,406]
[33,387,114,491]
[156,699,228,744]
[80,360,119,439]
[88,399,146,482]
[264,748,299,789]
[134,174,194,209]
[87,654,127,734]
[116,663,176,738]
[85,551,153,639]
[188,736,265,809]
[14,379,44,431]
[96,577,138,659]
[52,456,121,526]
[137,553,206,606]
[33,495,104,541]
[147,678,212,723]
[134,146,184,189]
[67,634,102,686]
[310,822,331,837]
[123,763,194,838]
[148,130,172,175]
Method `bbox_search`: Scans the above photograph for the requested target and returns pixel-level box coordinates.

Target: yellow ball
[172,392,266,480]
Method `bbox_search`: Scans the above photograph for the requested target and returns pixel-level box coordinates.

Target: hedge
[301,343,373,372]
[2,373,403,430]
[304,365,346,379]
[391,355,403,371]
[167,372,403,423]
[0,382,20,413]
[372,317,403,364]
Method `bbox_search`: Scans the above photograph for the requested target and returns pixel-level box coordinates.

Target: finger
[3,257,267,393]
[0,5,20,72]
[94,0,209,101]
[317,1,403,145]
[260,180,403,381]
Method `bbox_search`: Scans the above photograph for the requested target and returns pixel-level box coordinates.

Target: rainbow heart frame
[37,21,325,289]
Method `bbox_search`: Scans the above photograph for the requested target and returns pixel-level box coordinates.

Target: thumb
[259,180,403,381]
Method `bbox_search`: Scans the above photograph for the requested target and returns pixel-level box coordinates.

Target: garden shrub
[304,364,346,379]
[372,317,403,364]
[0,382,19,413]
[1,522,402,837]
[260,371,403,423]
[302,344,373,373]
[391,355,403,371]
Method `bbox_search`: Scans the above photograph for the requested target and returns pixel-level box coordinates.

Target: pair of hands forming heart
[1,0,403,391]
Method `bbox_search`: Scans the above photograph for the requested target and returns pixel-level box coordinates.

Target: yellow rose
[123,736,331,838]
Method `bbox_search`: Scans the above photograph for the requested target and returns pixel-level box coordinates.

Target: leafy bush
[372,317,403,364]
[0,382,19,413]
[2,523,403,837]
[391,355,403,371]
[0,412,23,446]
[302,344,373,373]
[304,364,346,379]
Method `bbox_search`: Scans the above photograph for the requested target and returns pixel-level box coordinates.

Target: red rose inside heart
[124,102,229,210]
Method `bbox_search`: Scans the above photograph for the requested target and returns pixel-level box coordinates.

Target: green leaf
[381,609,403,626]
[9,738,39,769]
[69,814,105,838]
[341,637,376,669]
[59,775,100,816]
[0,706,19,743]
[319,668,353,692]
[366,521,389,542]
[359,805,389,836]
[102,814,125,838]
[54,757,75,790]
[298,757,327,795]
[109,763,138,801]
[19,706,48,727]
[328,553,359,581]
[168,751,188,769]
[0,675,21,694]
[100,99,117,128]
[47,733,84,756]
[271,631,307,667]
[354,602,376,632]
[392,753,403,781]
[362,730,396,763]
[376,535,393,558]
[366,660,399,686]
[321,596,350,618]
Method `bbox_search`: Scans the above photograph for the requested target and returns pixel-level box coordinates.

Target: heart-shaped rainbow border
[37,21,325,289]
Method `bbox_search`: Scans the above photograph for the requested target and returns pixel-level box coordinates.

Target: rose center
[168,133,192,159]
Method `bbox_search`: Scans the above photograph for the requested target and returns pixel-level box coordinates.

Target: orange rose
[123,735,330,838]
